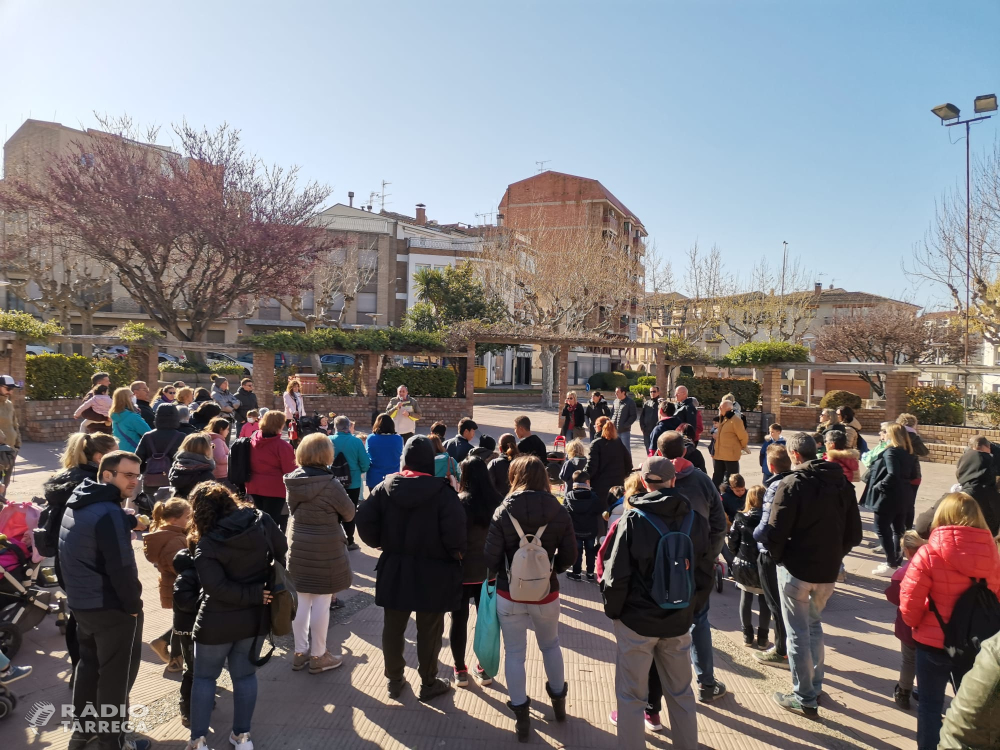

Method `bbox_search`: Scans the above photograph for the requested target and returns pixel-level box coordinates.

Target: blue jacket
[444,435,474,464]
[331,431,371,490]
[112,409,149,452]
[754,471,791,552]
[366,433,403,489]
[759,436,786,481]
[58,479,142,613]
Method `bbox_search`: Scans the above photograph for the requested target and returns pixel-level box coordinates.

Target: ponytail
[61,433,93,470]
[151,498,192,531]
[498,433,519,460]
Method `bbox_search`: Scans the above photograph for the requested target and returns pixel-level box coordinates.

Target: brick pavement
[0,410,957,749]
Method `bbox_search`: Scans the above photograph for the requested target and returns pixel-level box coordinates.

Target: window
[206,330,225,344]
[359,248,378,268]
[357,292,377,314]
[413,263,430,280]
[257,297,281,321]
[300,290,315,313]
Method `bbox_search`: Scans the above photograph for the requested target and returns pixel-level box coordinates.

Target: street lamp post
[931,94,997,366]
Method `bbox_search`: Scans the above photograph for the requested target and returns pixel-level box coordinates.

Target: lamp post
[931,94,997,366]
[780,241,788,299]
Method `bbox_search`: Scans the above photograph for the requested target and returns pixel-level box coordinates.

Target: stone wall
[23,400,81,443]
[777,406,887,432]
[918,424,995,465]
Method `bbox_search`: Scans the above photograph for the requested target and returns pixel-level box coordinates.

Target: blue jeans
[497,596,564,706]
[690,603,715,687]
[190,637,260,741]
[619,431,631,451]
[777,566,834,707]
[915,645,968,750]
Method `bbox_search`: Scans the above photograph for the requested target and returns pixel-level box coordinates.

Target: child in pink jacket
[884,530,924,710]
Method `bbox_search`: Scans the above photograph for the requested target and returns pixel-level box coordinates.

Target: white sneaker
[836,565,847,583]
[230,732,253,750]
[187,739,210,750]
[872,563,897,578]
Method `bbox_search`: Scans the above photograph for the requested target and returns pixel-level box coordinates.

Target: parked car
[236,351,286,370]
[207,351,252,377]
[25,345,56,356]
[320,354,355,371]
[95,345,129,358]
[158,352,180,364]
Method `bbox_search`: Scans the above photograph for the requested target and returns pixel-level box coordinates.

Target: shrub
[0,310,63,341]
[676,376,762,412]
[109,321,164,344]
[378,366,457,397]
[240,327,446,353]
[720,340,810,367]
[980,393,1000,428]
[637,375,658,386]
[25,353,94,400]
[92,357,138,390]
[274,365,300,394]
[629,384,651,400]
[318,367,356,396]
[159,361,200,374]
[788,399,808,407]
[906,386,965,426]
[208,362,245,376]
[619,369,643,384]
[819,390,863,410]
[587,372,628,392]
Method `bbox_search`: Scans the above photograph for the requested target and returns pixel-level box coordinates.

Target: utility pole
[780,241,788,300]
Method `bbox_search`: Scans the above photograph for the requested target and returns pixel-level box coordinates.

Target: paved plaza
[0,404,958,749]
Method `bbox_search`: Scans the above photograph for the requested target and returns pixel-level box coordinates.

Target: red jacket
[245,432,297,499]
[900,525,1000,649]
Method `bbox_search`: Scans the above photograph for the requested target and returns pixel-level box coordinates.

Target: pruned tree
[478,214,642,407]
[0,115,330,361]
[813,305,964,396]
[909,138,1000,343]
[717,255,816,345]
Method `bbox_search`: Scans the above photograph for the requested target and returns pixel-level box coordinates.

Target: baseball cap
[0,375,18,388]
[640,456,675,486]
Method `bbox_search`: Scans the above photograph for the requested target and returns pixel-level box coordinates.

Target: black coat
[234,387,258,425]
[172,548,201,633]
[584,398,611,428]
[564,487,603,538]
[488,455,512,497]
[168,451,216,499]
[483,490,577,597]
[135,405,186,474]
[600,488,713,638]
[136,399,156,429]
[639,398,660,436]
[728,509,764,590]
[862,447,919,516]
[458,492,498,585]
[560,402,586,434]
[586,437,633,506]
[355,473,467,612]
[956,449,1000,535]
[40,462,98,583]
[192,507,287,645]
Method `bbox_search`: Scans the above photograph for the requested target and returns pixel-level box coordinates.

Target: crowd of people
[5,372,1000,749]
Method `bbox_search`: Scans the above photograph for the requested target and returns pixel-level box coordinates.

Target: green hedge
[588,371,629,391]
[629,384,651,400]
[318,368,356,396]
[378,366,457,397]
[637,375,657,386]
[720,340,810,367]
[25,353,94,400]
[818,389,863,409]
[676,376,761,411]
[906,386,965,426]
[92,357,138,391]
[0,310,63,341]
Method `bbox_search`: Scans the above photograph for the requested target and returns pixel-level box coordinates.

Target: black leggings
[875,510,905,567]
[341,487,362,545]
[450,582,483,671]
[758,551,787,656]
[740,589,772,637]
[251,494,288,533]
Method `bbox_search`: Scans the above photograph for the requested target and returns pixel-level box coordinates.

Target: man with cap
[354,435,467,703]
[600,456,714,749]
[0,375,21,490]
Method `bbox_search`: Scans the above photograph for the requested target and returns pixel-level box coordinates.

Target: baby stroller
[546,436,566,484]
[288,411,321,447]
[0,501,64,658]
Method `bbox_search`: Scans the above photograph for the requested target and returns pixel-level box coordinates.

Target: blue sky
[1,0,997,308]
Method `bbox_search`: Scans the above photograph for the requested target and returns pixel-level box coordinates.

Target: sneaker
[585,573,597,582]
[455,669,470,688]
[149,637,170,664]
[186,738,208,750]
[755,648,790,669]
[743,631,755,647]
[836,566,847,583]
[230,732,253,750]
[330,598,345,610]
[893,683,911,710]
[566,572,582,581]
[292,652,310,671]
[180,715,190,729]
[873,544,884,554]
[609,710,618,726]
[418,677,452,702]
[124,740,153,750]
[644,711,662,731]
[387,679,407,699]
[309,652,343,674]
[166,656,184,673]
[872,563,898,578]
[756,632,770,650]
[347,543,360,551]
[0,664,31,685]
[773,691,818,718]
[698,681,727,703]
[475,664,492,686]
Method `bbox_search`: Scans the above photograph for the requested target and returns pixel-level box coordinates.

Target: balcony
[602,215,619,234]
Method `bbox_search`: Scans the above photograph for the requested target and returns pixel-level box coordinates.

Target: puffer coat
[939,630,1000,749]
[143,524,188,609]
[900,524,1000,650]
[283,466,355,595]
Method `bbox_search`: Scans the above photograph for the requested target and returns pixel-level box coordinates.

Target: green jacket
[939,630,1000,749]
[331,431,371,490]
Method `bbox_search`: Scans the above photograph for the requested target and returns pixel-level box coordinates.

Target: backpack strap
[631,508,670,537]
[508,513,547,544]
[680,510,695,536]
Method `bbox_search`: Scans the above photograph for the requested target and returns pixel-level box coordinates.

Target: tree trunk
[540,345,555,409]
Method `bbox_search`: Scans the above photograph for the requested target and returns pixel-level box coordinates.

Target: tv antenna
[536,160,550,173]
[475,210,495,226]
[379,180,391,212]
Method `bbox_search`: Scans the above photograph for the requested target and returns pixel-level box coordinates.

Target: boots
[507,698,531,742]
[893,683,911,710]
[757,628,770,650]
[742,628,754,646]
[546,681,568,722]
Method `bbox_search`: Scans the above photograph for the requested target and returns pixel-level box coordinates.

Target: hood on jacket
[172,451,216,472]
[671,456,697,478]
[764,471,791,489]
[402,435,436,475]
[380,472,451,509]
[630,487,693,523]
[173,547,195,573]
[144,524,186,559]
[957,449,994,489]
[795,458,849,485]
[154,404,181,430]
[927,525,1000,579]
[44,463,98,496]
[827,448,860,463]
[203,506,265,544]
[284,466,336,504]
[66,478,126,509]
[250,430,283,448]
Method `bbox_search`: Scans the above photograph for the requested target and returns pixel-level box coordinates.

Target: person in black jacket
[233,378,258,436]
[564,470,602,581]
[488,433,518,496]
[638,386,661,451]
[355,436,467,703]
[864,424,920,577]
[647,401,682,457]
[169,433,217,499]
[955,435,1000,536]
[190,401,222,432]
[513,415,548,463]
[187,481,287,750]
[450,456,502,687]
[585,391,612,440]
[559,391,587,440]
[135,403,186,495]
[172,546,201,728]
[131,380,156,428]
[764,432,862,717]
[586,417,633,507]
[728,485,770,648]
[600,456,711,749]
[483,455,577,740]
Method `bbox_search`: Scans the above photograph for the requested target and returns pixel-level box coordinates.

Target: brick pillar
[556,345,569,411]
[130,345,160,390]
[465,343,476,419]
[761,367,782,424]
[253,350,276,408]
[654,348,669,393]
[361,353,380,402]
[884,371,918,423]
[7,339,26,430]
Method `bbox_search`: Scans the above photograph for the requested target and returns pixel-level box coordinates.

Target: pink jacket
[239,421,258,439]
[74,394,112,419]
[245,432,297,499]
[900,525,1000,649]
[211,436,230,479]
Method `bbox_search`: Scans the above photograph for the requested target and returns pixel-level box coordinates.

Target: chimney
[814,282,822,293]
[829,283,834,290]
[415,203,427,226]
[348,191,354,207]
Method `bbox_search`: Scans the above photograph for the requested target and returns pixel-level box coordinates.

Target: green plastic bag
[473,580,501,678]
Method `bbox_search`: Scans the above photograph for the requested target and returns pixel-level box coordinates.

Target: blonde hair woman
[866,423,920,578]
[560,390,586,441]
[168,433,217,499]
[109,386,149,451]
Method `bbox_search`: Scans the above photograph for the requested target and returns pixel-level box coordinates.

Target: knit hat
[402,435,436,475]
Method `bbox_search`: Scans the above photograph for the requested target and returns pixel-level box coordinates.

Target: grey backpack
[506,514,553,602]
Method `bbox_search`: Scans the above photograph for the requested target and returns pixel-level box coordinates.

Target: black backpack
[228,436,253,486]
[331,451,351,487]
[929,578,1000,673]
[144,433,183,488]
